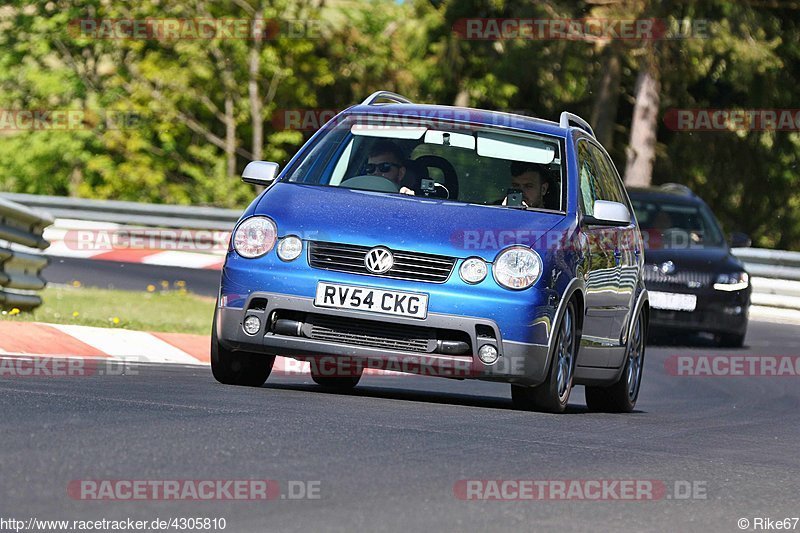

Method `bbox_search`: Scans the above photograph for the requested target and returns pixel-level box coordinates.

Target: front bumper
[648,286,750,335]
[216,291,552,386]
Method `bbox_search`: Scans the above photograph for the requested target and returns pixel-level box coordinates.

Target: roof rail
[659,183,695,196]
[559,111,595,138]
[361,91,413,106]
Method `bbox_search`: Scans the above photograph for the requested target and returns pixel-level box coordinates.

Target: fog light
[478,344,499,365]
[277,235,303,261]
[243,315,261,335]
[460,257,488,284]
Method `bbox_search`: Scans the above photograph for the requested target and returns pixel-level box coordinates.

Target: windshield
[631,199,725,249]
[284,115,565,212]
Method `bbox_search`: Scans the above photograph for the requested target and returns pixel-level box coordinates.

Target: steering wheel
[340,175,400,193]
[432,182,450,199]
[661,228,689,247]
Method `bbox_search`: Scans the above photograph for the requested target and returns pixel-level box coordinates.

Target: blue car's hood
[254,182,565,261]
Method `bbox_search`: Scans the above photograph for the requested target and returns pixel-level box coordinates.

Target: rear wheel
[585,309,646,413]
[211,315,274,387]
[511,300,578,413]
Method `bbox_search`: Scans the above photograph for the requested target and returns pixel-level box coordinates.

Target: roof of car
[627,186,705,205]
[343,103,570,138]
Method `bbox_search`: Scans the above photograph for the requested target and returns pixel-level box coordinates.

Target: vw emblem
[365,247,394,274]
[659,261,676,275]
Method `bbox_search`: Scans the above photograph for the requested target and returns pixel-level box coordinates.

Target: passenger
[502,161,549,208]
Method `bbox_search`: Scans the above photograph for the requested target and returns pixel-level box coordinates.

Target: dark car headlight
[714,272,749,291]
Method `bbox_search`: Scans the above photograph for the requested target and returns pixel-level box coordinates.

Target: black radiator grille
[306,314,433,353]
[308,241,455,283]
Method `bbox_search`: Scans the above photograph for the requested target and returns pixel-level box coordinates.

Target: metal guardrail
[0,197,53,310]
[733,248,800,312]
[0,193,241,231]
[732,248,800,282]
[3,193,800,315]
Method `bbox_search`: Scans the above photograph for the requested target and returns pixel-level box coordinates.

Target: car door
[587,142,641,365]
[575,139,618,367]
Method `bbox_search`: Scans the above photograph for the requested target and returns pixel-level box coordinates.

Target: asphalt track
[43,256,221,296]
[1,320,798,532]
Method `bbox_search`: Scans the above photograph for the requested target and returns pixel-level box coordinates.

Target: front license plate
[649,291,697,312]
[314,282,429,319]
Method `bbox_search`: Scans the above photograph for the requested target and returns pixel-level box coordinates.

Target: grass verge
[1,285,215,335]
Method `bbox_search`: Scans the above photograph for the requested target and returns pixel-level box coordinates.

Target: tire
[511,300,578,413]
[210,314,274,387]
[310,360,363,389]
[310,373,362,390]
[585,308,646,413]
[718,331,745,348]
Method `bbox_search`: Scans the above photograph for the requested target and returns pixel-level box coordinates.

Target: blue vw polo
[213,91,649,413]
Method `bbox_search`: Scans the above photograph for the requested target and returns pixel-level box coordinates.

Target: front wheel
[211,320,274,387]
[585,308,646,413]
[311,363,363,390]
[511,300,578,413]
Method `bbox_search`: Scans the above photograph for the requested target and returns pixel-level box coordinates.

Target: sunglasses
[363,162,401,174]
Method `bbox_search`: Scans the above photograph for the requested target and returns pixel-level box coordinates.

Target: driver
[365,140,415,195]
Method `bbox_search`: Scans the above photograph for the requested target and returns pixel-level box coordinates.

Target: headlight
[460,257,488,284]
[493,246,542,290]
[714,272,749,291]
[277,235,303,261]
[233,217,277,258]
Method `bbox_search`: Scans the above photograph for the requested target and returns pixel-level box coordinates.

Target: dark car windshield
[283,115,566,212]
[631,199,725,249]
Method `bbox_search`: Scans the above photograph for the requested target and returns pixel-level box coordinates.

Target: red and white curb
[41,219,226,270]
[0,321,209,365]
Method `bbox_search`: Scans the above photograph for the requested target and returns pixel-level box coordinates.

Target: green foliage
[2,285,214,334]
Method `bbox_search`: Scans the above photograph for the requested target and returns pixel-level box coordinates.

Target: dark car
[627,184,751,347]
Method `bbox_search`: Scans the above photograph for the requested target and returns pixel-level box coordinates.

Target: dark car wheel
[211,315,274,387]
[512,300,578,414]
[718,331,746,348]
[585,308,646,413]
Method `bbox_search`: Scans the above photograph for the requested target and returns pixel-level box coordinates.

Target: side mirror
[242,161,279,185]
[583,200,631,227]
[729,232,752,248]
